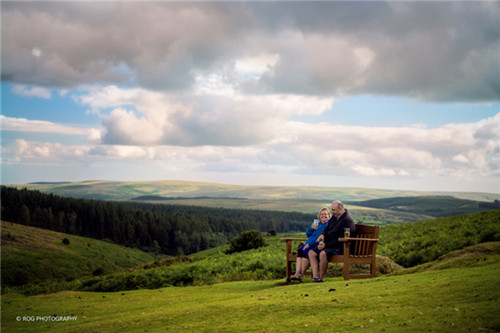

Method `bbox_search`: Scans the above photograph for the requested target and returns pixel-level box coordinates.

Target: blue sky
[291,95,500,128]
[1,1,499,194]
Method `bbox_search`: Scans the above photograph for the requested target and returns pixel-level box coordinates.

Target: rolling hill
[351,196,500,217]
[1,221,156,291]
[7,180,500,202]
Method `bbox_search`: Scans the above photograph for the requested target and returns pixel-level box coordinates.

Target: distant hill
[5,180,500,202]
[352,196,500,217]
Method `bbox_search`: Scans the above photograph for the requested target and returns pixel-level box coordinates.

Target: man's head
[330,200,345,218]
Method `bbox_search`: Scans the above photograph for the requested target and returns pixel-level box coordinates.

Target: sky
[1,1,499,193]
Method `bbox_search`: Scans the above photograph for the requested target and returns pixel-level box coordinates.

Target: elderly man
[308,200,355,282]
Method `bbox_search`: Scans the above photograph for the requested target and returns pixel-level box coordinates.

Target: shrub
[267,230,277,236]
[225,230,266,254]
[92,267,105,276]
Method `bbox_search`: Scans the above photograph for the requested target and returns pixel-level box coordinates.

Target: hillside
[1,221,156,291]
[8,180,500,202]
[0,186,317,256]
[353,196,500,217]
[132,197,433,224]
[393,241,500,274]
[2,252,499,332]
[378,209,500,267]
[5,209,498,296]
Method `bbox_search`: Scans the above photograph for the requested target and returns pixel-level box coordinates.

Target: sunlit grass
[2,263,498,332]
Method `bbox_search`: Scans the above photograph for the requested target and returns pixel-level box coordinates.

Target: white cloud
[89,145,156,160]
[6,139,90,161]
[75,84,334,146]
[1,115,91,136]
[32,47,42,58]
[235,53,280,77]
[11,85,51,99]
[6,111,498,187]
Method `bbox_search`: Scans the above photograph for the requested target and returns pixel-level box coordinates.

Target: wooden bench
[280,224,379,281]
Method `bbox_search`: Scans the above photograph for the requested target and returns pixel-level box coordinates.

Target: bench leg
[343,261,350,281]
[370,259,377,278]
[286,260,292,281]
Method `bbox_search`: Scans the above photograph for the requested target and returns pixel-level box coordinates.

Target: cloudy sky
[1,1,499,193]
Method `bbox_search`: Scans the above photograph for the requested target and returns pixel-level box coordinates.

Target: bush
[225,230,266,254]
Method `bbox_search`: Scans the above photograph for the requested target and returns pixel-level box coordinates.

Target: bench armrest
[280,237,307,242]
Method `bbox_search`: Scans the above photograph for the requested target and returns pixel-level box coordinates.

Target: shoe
[310,278,324,283]
[290,274,302,280]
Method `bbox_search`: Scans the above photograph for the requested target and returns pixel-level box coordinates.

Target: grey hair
[332,200,344,209]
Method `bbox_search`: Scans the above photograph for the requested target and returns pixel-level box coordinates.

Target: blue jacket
[304,221,329,248]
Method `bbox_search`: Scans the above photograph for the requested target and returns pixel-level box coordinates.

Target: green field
[2,261,499,332]
[9,180,500,202]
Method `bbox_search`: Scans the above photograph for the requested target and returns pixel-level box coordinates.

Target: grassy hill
[6,209,497,297]
[2,209,500,331]
[352,196,500,217]
[394,241,500,275]
[2,250,499,332]
[1,221,156,292]
[8,180,500,202]
[378,209,500,267]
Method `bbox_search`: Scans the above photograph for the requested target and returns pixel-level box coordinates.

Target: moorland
[1,180,499,332]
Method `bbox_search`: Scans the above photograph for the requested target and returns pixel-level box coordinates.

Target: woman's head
[318,207,331,222]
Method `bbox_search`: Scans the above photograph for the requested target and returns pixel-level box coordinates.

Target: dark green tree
[225,230,266,254]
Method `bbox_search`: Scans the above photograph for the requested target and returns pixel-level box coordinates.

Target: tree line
[0,186,311,255]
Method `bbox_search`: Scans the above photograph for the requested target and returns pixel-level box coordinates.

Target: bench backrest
[351,224,379,257]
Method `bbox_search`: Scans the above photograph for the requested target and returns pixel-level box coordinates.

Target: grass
[394,242,500,274]
[2,262,499,332]
[2,214,499,332]
[1,221,156,290]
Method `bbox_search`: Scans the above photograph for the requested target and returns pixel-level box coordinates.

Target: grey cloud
[2,1,498,101]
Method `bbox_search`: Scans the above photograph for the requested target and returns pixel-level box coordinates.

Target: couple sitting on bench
[291,200,355,282]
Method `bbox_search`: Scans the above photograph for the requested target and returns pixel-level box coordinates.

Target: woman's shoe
[310,278,324,283]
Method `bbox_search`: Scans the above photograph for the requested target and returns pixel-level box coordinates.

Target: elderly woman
[290,207,330,281]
